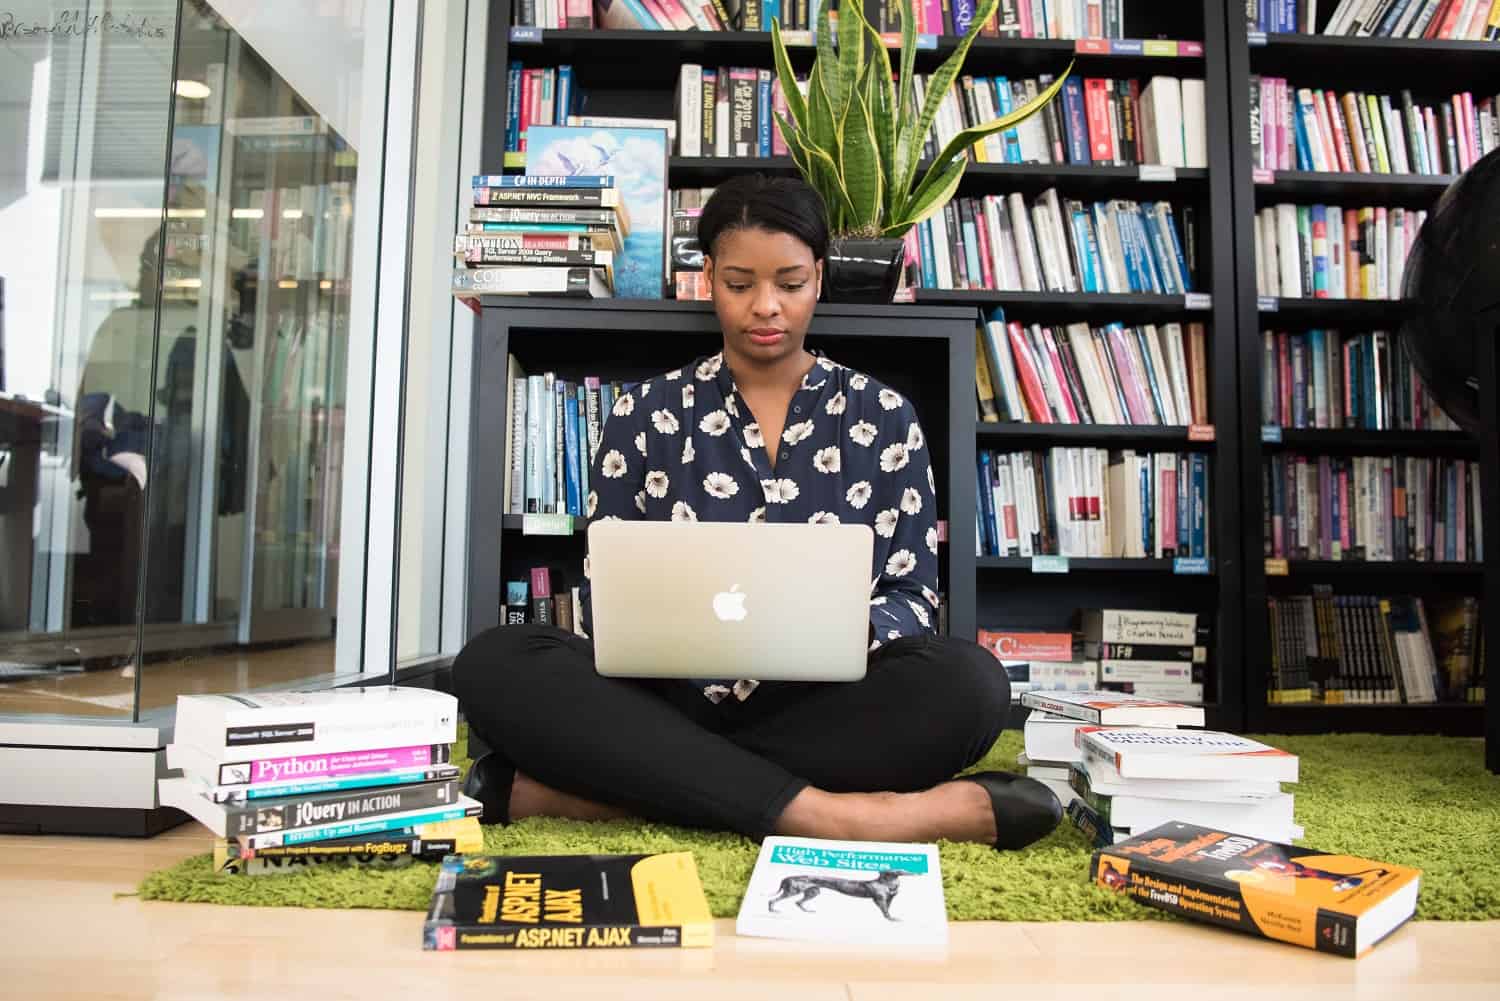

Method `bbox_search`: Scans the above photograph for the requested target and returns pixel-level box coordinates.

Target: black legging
[452,625,1010,837]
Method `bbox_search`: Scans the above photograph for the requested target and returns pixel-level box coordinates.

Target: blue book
[1129,207,1166,293]
[557,65,574,122]
[1157,203,1193,293]
[961,208,982,288]
[472,174,617,188]
[564,390,582,516]
[757,70,773,158]
[526,125,668,298]
[993,78,1024,163]
[577,383,590,507]
[977,453,998,557]
[1292,106,1314,171]
[1140,207,1180,295]
[506,62,523,153]
[918,220,938,289]
[1061,77,1090,164]
[598,382,616,442]
[1069,208,1100,292]
[952,0,977,34]
[762,0,782,30]
[1176,455,1190,557]
[1116,205,1148,292]
[1139,457,1153,556]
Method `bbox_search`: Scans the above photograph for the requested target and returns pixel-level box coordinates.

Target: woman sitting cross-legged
[454,174,1061,850]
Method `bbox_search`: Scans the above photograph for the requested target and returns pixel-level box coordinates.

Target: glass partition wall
[0,0,380,723]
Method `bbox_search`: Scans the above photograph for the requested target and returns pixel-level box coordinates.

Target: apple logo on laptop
[712,585,748,622]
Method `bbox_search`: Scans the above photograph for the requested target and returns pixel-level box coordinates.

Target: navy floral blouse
[580,350,940,702]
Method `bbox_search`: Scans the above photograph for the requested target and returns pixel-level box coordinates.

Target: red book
[1277,331,1292,427]
[972,200,997,290]
[1007,321,1055,423]
[1435,0,1466,38]
[1322,90,1352,173]
[650,0,697,30]
[519,70,534,153]
[1083,79,1115,163]
[1311,209,1329,299]
[1040,327,1082,423]
[1159,458,1177,557]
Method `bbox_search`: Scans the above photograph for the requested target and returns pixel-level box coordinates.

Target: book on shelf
[1267,588,1485,705]
[422,852,714,950]
[1092,822,1420,957]
[976,446,1210,558]
[1262,453,1483,563]
[734,836,948,945]
[1260,328,1460,430]
[503,362,633,521]
[1254,202,1424,301]
[211,817,484,876]
[1250,78,1497,175]
[525,125,670,298]
[1257,0,1500,41]
[976,309,1209,426]
[906,191,1196,295]
[513,1,1139,37]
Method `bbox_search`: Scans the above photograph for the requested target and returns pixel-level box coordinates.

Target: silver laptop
[588,520,874,682]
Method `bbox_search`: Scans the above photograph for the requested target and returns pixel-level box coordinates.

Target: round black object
[1400,146,1500,434]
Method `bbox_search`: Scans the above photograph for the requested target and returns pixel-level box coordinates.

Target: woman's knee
[931,635,1011,742]
[451,624,578,704]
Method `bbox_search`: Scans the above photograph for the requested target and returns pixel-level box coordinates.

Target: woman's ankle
[773,785,991,844]
[508,771,630,823]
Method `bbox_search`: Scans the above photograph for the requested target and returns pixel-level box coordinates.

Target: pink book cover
[565,0,594,27]
[1018,0,1033,37]
[1456,459,1468,560]
[771,78,789,157]
[1106,324,1152,425]
[1323,90,1352,173]
[243,745,448,786]
[652,0,698,30]
[1462,91,1478,167]
[518,70,534,153]
[921,0,942,34]
[637,0,680,30]
[1041,328,1081,422]
[1339,465,1351,554]
[972,201,997,289]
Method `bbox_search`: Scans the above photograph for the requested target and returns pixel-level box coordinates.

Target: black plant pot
[822,237,906,304]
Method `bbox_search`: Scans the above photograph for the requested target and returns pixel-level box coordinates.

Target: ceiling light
[175,80,211,100]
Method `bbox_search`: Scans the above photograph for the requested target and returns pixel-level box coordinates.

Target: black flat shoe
[462,752,516,825]
[960,771,1063,850]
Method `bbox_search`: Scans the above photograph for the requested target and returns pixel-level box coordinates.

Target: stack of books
[159,688,482,876]
[452,174,621,300]
[1017,690,1303,848]
[1016,689,1205,809]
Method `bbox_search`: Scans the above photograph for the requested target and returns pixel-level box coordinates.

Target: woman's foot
[507,770,631,823]
[774,773,1059,849]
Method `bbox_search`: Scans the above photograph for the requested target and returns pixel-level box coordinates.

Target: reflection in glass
[0,1,373,720]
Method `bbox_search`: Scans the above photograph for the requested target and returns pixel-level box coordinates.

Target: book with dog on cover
[1091,822,1420,957]
[734,836,948,946]
[422,852,714,950]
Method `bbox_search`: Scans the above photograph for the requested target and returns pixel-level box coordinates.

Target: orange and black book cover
[422,852,714,951]
[1090,822,1421,957]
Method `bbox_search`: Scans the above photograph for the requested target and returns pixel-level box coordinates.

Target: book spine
[426,922,694,950]
[256,803,479,849]
[473,188,616,208]
[195,743,451,789]
[210,765,462,803]
[531,566,555,624]
[225,779,461,838]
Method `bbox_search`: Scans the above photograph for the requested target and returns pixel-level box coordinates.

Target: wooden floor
[3,824,1497,1000]
[0,640,336,717]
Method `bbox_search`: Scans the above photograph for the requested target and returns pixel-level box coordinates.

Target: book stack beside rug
[159,688,482,876]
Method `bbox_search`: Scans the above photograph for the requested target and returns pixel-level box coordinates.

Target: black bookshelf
[1224,10,1498,741]
[470,0,1279,736]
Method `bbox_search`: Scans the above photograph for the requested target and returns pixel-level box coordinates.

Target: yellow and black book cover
[423,853,714,951]
[1090,822,1420,957]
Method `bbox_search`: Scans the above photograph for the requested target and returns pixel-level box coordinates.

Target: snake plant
[771,0,1070,239]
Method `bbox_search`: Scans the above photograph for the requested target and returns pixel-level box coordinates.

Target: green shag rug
[136,729,1500,922]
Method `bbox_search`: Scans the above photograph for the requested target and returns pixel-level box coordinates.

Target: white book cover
[1080,728,1300,784]
[1181,79,1207,168]
[1020,689,1205,727]
[1079,764,1283,803]
[1024,710,1090,763]
[736,838,947,946]
[173,688,458,762]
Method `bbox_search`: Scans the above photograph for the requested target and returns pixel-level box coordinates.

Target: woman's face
[704,226,822,368]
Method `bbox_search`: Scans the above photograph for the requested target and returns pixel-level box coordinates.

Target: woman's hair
[697,174,830,262]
